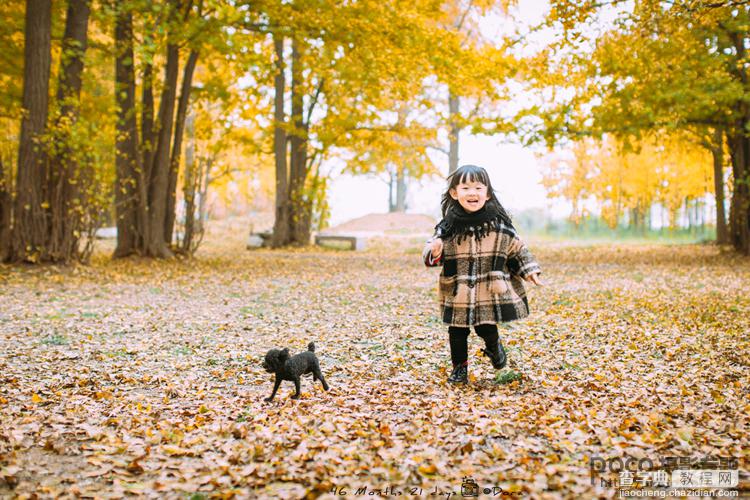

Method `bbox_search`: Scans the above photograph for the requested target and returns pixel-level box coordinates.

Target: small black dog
[262,342,329,401]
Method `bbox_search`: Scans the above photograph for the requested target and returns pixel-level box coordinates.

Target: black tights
[448,324,499,367]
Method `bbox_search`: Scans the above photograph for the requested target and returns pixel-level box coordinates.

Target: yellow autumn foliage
[542,133,714,229]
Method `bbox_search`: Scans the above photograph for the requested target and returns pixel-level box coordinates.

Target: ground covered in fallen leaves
[1,229,749,498]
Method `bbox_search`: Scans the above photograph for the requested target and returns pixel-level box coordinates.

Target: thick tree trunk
[727,31,750,255]
[0,158,11,261]
[11,0,52,262]
[165,49,199,244]
[448,91,460,175]
[728,130,750,255]
[47,0,90,262]
[139,54,155,250]
[271,33,290,247]
[113,6,140,258]
[140,33,155,185]
[711,127,728,244]
[288,38,311,245]
[53,0,89,128]
[138,43,155,251]
[146,38,179,258]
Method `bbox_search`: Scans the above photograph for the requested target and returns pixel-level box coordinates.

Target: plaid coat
[422,223,542,327]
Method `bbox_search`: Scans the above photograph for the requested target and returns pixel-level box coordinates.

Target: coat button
[468,282,474,288]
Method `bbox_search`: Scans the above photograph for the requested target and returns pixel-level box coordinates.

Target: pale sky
[327,137,563,225]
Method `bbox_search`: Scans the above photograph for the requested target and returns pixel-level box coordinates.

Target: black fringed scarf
[435,203,514,245]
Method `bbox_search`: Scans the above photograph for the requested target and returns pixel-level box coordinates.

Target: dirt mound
[326,212,437,234]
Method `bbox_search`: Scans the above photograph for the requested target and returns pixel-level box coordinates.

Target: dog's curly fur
[262,342,330,401]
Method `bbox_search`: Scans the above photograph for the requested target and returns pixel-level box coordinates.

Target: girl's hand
[430,238,443,258]
[524,272,543,286]
[491,279,509,295]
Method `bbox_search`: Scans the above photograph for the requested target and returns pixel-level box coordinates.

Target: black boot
[447,362,468,384]
[482,339,507,369]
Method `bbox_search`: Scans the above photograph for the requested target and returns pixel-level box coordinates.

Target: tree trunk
[140,29,155,188]
[289,37,303,243]
[47,0,90,262]
[640,206,645,232]
[271,33,290,247]
[165,49,198,244]
[728,130,750,254]
[448,91,459,175]
[727,30,750,254]
[113,5,140,258]
[181,109,197,253]
[388,168,395,212]
[197,156,211,236]
[146,35,179,258]
[139,51,155,251]
[0,158,11,261]
[138,34,155,251]
[711,127,728,244]
[11,0,52,262]
[395,166,407,212]
[288,38,312,245]
[695,200,702,235]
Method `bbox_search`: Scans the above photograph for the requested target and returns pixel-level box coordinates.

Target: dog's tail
[307,342,315,352]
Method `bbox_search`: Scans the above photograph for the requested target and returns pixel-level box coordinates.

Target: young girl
[422,164,543,384]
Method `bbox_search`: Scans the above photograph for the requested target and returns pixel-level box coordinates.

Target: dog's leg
[265,377,282,402]
[313,363,329,391]
[291,377,301,399]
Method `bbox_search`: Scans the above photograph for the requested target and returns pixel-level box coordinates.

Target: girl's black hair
[440,164,515,228]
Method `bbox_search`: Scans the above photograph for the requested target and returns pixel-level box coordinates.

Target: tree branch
[305,78,325,127]
[427,145,450,156]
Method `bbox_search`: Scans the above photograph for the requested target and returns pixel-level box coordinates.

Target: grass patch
[44,309,72,320]
[552,298,574,306]
[495,370,522,385]
[41,334,68,346]
[236,407,253,422]
[103,348,135,358]
[239,306,264,318]
[173,345,193,356]
[317,239,358,250]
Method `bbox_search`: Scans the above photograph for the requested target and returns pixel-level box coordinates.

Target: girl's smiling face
[449,180,489,213]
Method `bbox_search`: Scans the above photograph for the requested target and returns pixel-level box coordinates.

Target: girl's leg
[448,326,470,366]
[475,323,507,369]
[474,323,499,347]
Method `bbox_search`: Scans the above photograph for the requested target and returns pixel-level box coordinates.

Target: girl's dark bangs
[456,170,473,185]
[457,167,487,186]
